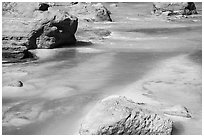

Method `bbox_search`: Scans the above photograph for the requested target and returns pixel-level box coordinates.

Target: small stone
[92,3,112,22]
[38,3,49,11]
[162,105,192,118]
[110,3,118,8]
[8,81,23,87]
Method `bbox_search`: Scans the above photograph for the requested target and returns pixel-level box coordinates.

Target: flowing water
[2,3,202,135]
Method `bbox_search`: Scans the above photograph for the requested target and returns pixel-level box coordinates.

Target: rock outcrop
[2,2,112,63]
[152,2,197,16]
[79,96,173,135]
[2,2,78,62]
[92,3,112,22]
[65,2,112,22]
[26,8,78,49]
[2,2,50,18]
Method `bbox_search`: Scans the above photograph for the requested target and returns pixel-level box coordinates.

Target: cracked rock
[79,96,173,135]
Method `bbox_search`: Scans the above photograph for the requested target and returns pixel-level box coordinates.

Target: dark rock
[152,2,197,16]
[8,81,23,87]
[38,3,50,11]
[70,2,78,5]
[183,2,198,15]
[79,96,173,135]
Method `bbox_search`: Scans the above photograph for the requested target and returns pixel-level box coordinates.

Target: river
[2,2,202,135]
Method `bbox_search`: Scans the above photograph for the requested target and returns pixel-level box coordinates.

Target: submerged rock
[8,81,23,87]
[162,105,192,118]
[79,96,173,135]
[2,101,44,127]
[110,3,118,8]
[152,2,197,16]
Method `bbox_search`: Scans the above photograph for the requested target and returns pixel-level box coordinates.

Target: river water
[2,3,202,135]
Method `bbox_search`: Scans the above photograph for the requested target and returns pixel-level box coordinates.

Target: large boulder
[2,3,78,51]
[26,8,78,49]
[2,4,78,63]
[152,2,197,16]
[79,96,173,135]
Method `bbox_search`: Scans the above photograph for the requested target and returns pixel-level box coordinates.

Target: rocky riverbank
[2,2,202,135]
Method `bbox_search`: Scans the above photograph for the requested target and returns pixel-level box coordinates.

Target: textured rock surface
[8,81,23,87]
[65,2,112,22]
[2,2,51,17]
[79,96,173,135]
[26,8,78,49]
[152,2,197,16]
[92,3,112,22]
[2,3,78,53]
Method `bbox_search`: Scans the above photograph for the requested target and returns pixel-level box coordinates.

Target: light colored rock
[8,81,23,87]
[79,96,173,135]
[152,2,197,16]
[2,2,78,62]
[92,3,112,22]
[110,3,118,8]
[2,7,78,50]
[66,2,112,22]
[163,105,192,118]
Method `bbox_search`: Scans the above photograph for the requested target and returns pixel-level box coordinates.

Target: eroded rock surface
[152,2,197,16]
[2,2,113,62]
[2,2,78,62]
[26,8,78,49]
[64,2,112,22]
[79,96,173,135]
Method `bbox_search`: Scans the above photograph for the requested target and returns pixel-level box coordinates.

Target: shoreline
[116,53,201,135]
